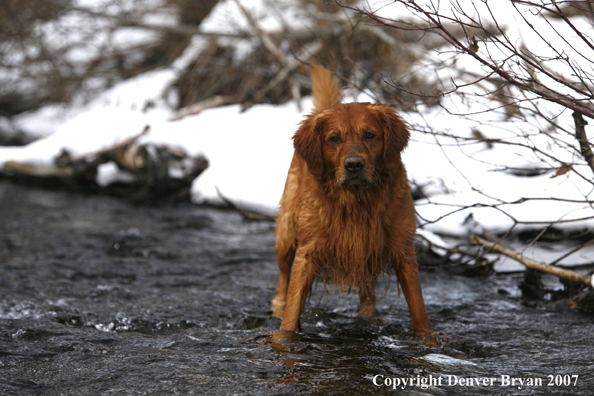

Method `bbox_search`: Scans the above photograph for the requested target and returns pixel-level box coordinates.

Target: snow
[3,67,303,211]
[405,100,594,236]
[147,100,302,210]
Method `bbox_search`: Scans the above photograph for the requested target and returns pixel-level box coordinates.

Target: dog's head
[293,103,410,187]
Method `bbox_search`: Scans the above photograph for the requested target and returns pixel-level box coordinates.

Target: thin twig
[550,237,594,266]
[215,186,276,221]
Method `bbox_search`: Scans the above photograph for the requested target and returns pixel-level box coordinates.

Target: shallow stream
[0,181,592,395]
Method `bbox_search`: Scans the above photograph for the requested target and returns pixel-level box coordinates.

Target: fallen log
[1,127,208,202]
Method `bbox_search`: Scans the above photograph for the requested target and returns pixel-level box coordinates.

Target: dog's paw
[260,329,307,352]
[270,297,286,318]
[413,329,449,347]
[358,306,379,323]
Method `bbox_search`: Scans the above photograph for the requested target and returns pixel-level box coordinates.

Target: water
[0,181,593,395]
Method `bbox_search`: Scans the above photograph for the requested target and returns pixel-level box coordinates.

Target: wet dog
[271,65,437,344]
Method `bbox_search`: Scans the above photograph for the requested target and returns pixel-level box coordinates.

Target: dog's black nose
[344,156,365,172]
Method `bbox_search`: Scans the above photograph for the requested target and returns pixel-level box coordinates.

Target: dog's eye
[364,132,375,139]
[329,135,341,143]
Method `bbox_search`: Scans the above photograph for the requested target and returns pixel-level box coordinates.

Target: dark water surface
[0,181,593,395]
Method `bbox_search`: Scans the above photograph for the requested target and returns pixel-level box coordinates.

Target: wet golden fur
[271,65,435,341]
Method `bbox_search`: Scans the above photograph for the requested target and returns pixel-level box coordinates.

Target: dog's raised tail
[310,65,341,112]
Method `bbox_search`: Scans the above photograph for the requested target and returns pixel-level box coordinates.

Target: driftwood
[3,161,74,177]
[1,126,208,202]
[470,235,594,287]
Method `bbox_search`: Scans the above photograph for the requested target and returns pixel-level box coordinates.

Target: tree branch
[573,111,594,177]
[169,95,232,122]
[470,235,593,287]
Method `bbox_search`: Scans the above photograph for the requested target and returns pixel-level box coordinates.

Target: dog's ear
[375,105,410,167]
[293,113,326,178]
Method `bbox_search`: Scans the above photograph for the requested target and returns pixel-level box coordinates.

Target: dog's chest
[313,209,391,284]
[322,205,388,257]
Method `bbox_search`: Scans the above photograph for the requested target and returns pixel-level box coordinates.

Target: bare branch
[169,96,232,122]
[241,40,326,111]
[232,0,288,65]
[573,111,594,177]
[343,1,594,119]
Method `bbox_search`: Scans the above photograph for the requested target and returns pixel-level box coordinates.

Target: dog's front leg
[396,257,434,336]
[279,248,314,332]
[271,240,296,318]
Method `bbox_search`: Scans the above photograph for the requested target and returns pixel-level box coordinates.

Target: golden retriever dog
[271,65,436,344]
